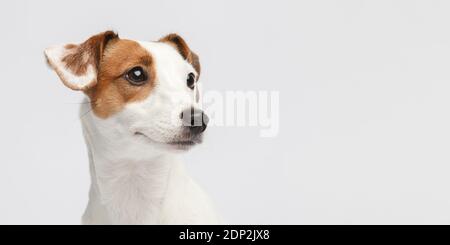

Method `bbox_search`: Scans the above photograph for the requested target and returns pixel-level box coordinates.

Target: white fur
[48,39,221,224]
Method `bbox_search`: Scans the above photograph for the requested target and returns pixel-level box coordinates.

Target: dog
[45,31,220,224]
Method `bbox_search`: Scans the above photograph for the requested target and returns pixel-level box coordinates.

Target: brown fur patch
[62,31,118,77]
[159,34,201,79]
[86,39,156,118]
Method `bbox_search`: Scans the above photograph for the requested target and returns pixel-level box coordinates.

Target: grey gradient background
[1,0,450,224]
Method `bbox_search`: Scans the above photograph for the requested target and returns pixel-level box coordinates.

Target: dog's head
[45,31,208,152]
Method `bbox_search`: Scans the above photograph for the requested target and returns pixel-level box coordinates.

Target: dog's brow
[140,56,152,66]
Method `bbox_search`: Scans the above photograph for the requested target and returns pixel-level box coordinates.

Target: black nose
[180,107,209,134]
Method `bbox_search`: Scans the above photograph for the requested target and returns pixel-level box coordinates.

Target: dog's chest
[94,160,172,224]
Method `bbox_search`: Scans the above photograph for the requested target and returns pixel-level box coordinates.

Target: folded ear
[44,31,119,91]
[159,34,201,77]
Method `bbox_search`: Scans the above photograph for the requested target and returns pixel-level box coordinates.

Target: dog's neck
[80,103,179,224]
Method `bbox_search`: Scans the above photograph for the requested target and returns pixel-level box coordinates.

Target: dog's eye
[125,67,148,85]
[187,72,196,90]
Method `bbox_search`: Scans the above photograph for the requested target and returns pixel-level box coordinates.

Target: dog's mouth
[166,140,197,146]
[134,132,202,149]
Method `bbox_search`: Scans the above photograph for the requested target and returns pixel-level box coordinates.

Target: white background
[1,0,450,224]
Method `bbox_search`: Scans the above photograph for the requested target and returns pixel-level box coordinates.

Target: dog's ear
[44,31,119,91]
[159,34,201,77]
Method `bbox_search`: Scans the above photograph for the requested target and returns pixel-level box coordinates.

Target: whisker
[63,101,92,104]
[79,100,97,120]
[79,107,93,119]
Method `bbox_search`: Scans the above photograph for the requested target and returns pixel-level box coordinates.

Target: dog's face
[45,31,208,152]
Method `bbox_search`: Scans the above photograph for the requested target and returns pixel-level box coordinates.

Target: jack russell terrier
[45,31,221,224]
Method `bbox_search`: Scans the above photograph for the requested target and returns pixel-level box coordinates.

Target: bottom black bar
[1,225,448,243]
